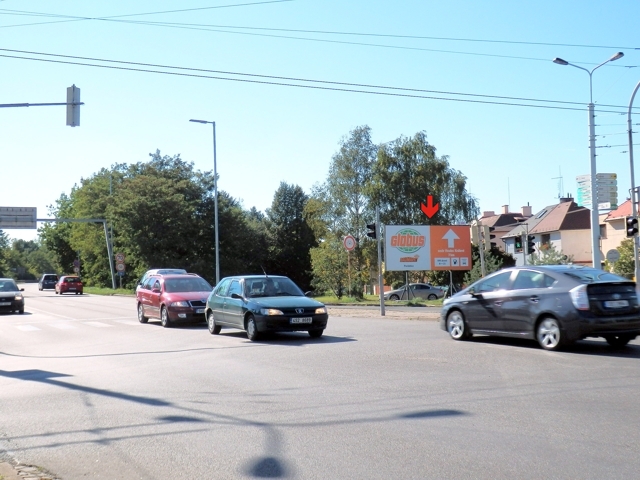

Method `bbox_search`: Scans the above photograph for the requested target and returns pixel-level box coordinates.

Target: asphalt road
[1,284,639,479]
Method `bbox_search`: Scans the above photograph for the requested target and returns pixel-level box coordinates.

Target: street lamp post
[190,119,220,285]
[628,80,640,282]
[553,52,624,269]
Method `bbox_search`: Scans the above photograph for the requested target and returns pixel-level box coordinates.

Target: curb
[0,462,59,480]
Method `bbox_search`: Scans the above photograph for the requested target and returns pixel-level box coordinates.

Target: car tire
[536,317,564,351]
[389,294,400,301]
[18,309,24,314]
[308,328,324,338]
[137,303,148,324]
[246,314,260,341]
[447,310,471,340]
[207,311,221,335]
[605,335,633,348]
[428,294,437,300]
[161,306,172,328]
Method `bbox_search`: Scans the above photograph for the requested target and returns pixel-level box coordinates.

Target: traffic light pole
[375,206,385,316]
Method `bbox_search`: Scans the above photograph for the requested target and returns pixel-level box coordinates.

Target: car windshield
[164,277,213,293]
[562,269,629,283]
[0,280,18,291]
[245,277,304,298]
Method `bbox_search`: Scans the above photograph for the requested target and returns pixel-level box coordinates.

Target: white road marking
[82,322,113,328]
[49,323,76,330]
[15,325,40,331]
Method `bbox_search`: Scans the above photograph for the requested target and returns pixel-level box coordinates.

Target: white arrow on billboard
[442,229,460,248]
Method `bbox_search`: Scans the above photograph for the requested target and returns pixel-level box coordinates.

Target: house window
[599,224,607,239]
[541,234,550,248]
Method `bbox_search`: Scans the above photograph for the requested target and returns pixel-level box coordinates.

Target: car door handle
[494,300,503,306]
[529,296,540,303]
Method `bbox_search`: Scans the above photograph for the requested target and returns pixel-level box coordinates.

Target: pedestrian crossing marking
[16,325,40,331]
[82,322,113,328]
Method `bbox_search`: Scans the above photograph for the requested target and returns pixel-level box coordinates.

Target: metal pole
[103,221,116,289]
[376,206,385,316]
[212,122,220,285]
[588,102,601,268]
[628,81,640,282]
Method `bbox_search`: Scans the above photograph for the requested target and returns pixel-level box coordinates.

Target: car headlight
[15,294,23,301]
[260,308,283,316]
[170,301,190,307]
[315,306,327,314]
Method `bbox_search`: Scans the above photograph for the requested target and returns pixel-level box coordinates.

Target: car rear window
[562,270,629,283]
[164,277,212,293]
[65,277,81,283]
[44,275,58,281]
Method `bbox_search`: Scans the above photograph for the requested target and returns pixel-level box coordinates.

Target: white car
[384,283,445,301]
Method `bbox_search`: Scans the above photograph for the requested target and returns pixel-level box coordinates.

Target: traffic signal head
[527,235,536,255]
[515,236,523,251]
[366,223,377,239]
[66,84,81,127]
[626,217,638,237]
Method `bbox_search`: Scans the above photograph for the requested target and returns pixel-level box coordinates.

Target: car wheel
[137,303,148,324]
[308,328,324,338]
[605,335,633,348]
[18,309,24,314]
[246,314,260,341]
[389,294,400,301]
[207,311,221,335]
[161,306,172,328]
[428,294,437,300]
[536,317,564,351]
[447,310,471,340]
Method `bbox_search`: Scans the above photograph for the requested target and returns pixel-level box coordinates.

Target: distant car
[205,275,329,341]
[55,275,84,295]
[0,278,25,314]
[441,265,640,351]
[38,273,58,291]
[384,283,445,301]
[137,273,213,327]
[135,268,188,293]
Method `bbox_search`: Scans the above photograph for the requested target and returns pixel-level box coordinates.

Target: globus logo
[390,228,426,253]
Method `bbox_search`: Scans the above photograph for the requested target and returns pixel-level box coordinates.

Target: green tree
[610,239,634,279]
[265,182,317,291]
[529,243,574,266]
[0,230,12,277]
[309,235,349,298]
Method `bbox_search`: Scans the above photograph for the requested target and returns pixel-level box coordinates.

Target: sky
[1,0,639,242]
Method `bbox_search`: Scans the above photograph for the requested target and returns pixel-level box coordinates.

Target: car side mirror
[305,291,313,297]
[20,288,24,291]
[152,287,161,293]
[468,287,478,296]
[231,293,243,300]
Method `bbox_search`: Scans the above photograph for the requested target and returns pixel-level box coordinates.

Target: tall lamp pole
[628,80,640,282]
[190,119,220,285]
[553,52,624,269]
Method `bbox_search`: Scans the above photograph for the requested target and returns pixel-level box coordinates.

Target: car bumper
[0,299,24,312]
[59,289,83,294]
[255,313,329,332]
[571,311,640,340]
[167,306,207,323]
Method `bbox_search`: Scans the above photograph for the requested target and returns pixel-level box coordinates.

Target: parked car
[384,283,445,301]
[38,273,58,291]
[135,268,188,293]
[441,265,640,351]
[205,275,329,341]
[0,278,24,314]
[55,276,84,295]
[137,273,213,327]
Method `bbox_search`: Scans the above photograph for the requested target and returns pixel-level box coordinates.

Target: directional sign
[420,195,439,218]
[0,207,37,229]
[384,225,471,271]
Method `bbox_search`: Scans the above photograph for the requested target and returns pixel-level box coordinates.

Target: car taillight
[569,284,590,310]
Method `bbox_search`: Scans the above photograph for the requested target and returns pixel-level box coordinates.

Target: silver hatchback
[384,283,445,301]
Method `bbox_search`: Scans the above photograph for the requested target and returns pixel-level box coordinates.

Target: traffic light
[515,235,523,251]
[626,216,638,237]
[527,235,536,255]
[366,223,377,239]
[482,225,496,251]
[66,84,81,127]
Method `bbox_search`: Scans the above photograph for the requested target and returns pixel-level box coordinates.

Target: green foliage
[529,243,573,266]
[610,239,634,279]
[0,230,11,277]
[310,235,348,298]
[265,182,317,291]
[463,245,515,285]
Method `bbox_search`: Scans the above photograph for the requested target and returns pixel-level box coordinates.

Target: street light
[553,52,624,269]
[627,80,640,282]
[190,118,220,285]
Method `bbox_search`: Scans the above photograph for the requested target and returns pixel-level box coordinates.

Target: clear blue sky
[2,0,639,242]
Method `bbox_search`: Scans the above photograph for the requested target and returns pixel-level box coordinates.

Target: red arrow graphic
[420,195,439,218]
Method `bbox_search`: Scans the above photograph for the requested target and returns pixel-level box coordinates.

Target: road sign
[343,235,356,251]
[73,266,80,273]
[73,259,80,268]
[116,263,126,272]
[118,271,125,277]
[0,207,37,229]
[606,249,620,263]
[115,253,125,263]
[385,225,471,271]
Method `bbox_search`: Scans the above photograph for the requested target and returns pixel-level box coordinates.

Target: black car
[38,273,58,291]
[441,265,640,351]
[0,278,25,314]
[205,275,329,341]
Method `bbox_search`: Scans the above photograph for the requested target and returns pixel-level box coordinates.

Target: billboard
[385,225,471,271]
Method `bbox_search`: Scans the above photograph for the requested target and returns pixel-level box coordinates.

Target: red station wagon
[56,276,84,295]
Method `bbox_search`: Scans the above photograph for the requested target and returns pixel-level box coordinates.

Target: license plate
[196,308,205,314]
[291,317,312,324]
[69,288,76,291]
[0,302,10,306]
[604,300,628,308]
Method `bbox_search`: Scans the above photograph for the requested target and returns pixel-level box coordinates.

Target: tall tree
[265,182,316,290]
